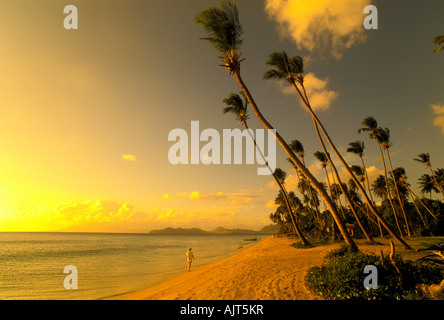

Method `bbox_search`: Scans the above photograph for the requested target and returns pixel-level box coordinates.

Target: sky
[0,0,443,233]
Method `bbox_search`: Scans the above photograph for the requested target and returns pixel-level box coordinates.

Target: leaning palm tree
[414,153,444,199]
[222,92,310,246]
[359,118,404,237]
[379,127,411,236]
[433,35,444,54]
[264,52,401,247]
[195,1,358,251]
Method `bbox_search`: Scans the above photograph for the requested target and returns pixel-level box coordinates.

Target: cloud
[265,0,371,59]
[279,73,338,111]
[431,103,444,134]
[121,154,139,162]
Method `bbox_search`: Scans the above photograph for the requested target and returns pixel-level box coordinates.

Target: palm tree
[433,35,444,54]
[347,141,375,203]
[400,174,438,221]
[222,92,310,246]
[435,168,444,192]
[379,127,411,236]
[414,153,444,199]
[195,1,358,251]
[372,175,388,200]
[359,118,404,237]
[264,52,402,247]
[418,174,439,199]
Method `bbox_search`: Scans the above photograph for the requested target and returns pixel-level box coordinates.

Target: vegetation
[305,244,443,300]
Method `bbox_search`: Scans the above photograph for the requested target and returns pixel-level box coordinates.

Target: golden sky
[0,0,443,232]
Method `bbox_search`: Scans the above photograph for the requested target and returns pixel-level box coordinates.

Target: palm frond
[195,0,243,56]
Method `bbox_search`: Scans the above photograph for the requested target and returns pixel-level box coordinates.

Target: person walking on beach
[186,247,194,271]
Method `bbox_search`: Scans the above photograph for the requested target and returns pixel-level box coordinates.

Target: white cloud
[265,0,371,60]
[279,73,338,111]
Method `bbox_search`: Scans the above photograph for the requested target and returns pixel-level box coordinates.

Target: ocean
[0,232,264,300]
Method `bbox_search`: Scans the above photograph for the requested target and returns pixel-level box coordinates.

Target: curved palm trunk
[405,188,428,229]
[234,70,359,252]
[292,81,411,250]
[403,182,438,221]
[385,149,411,236]
[243,121,310,246]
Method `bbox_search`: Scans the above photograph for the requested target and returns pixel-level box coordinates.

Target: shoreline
[120,235,440,300]
[120,236,335,300]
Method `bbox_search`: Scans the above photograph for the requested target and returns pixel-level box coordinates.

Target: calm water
[0,232,264,300]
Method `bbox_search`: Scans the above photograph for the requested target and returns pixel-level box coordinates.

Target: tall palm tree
[414,153,444,199]
[222,92,310,246]
[433,35,444,54]
[264,52,402,247]
[379,127,411,236]
[359,118,404,237]
[195,1,358,251]
[418,174,439,199]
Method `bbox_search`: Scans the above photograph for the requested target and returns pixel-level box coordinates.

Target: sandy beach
[120,236,410,300]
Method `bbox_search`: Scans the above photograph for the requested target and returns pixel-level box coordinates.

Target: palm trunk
[243,121,310,246]
[360,156,383,236]
[376,140,403,237]
[234,70,359,252]
[300,157,322,223]
[302,85,374,242]
[385,149,411,236]
[292,81,411,250]
[403,182,438,221]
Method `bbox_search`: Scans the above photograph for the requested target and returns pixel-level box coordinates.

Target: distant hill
[149,225,279,235]
[149,227,211,235]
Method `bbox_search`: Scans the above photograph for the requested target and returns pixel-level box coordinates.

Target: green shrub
[305,245,443,300]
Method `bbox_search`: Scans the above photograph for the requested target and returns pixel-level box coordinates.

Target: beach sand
[121,236,411,300]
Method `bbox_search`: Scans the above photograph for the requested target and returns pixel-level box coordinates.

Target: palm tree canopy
[378,127,392,149]
[358,116,378,139]
[289,139,304,158]
[314,151,328,168]
[274,168,287,184]
[222,92,249,123]
[195,0,244,74]
[195,0,243,55]
[414,152,431,167]
[372,175,388,199]
[347,140,365,157]
[418,173,439,195]
[263,51,304,83]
